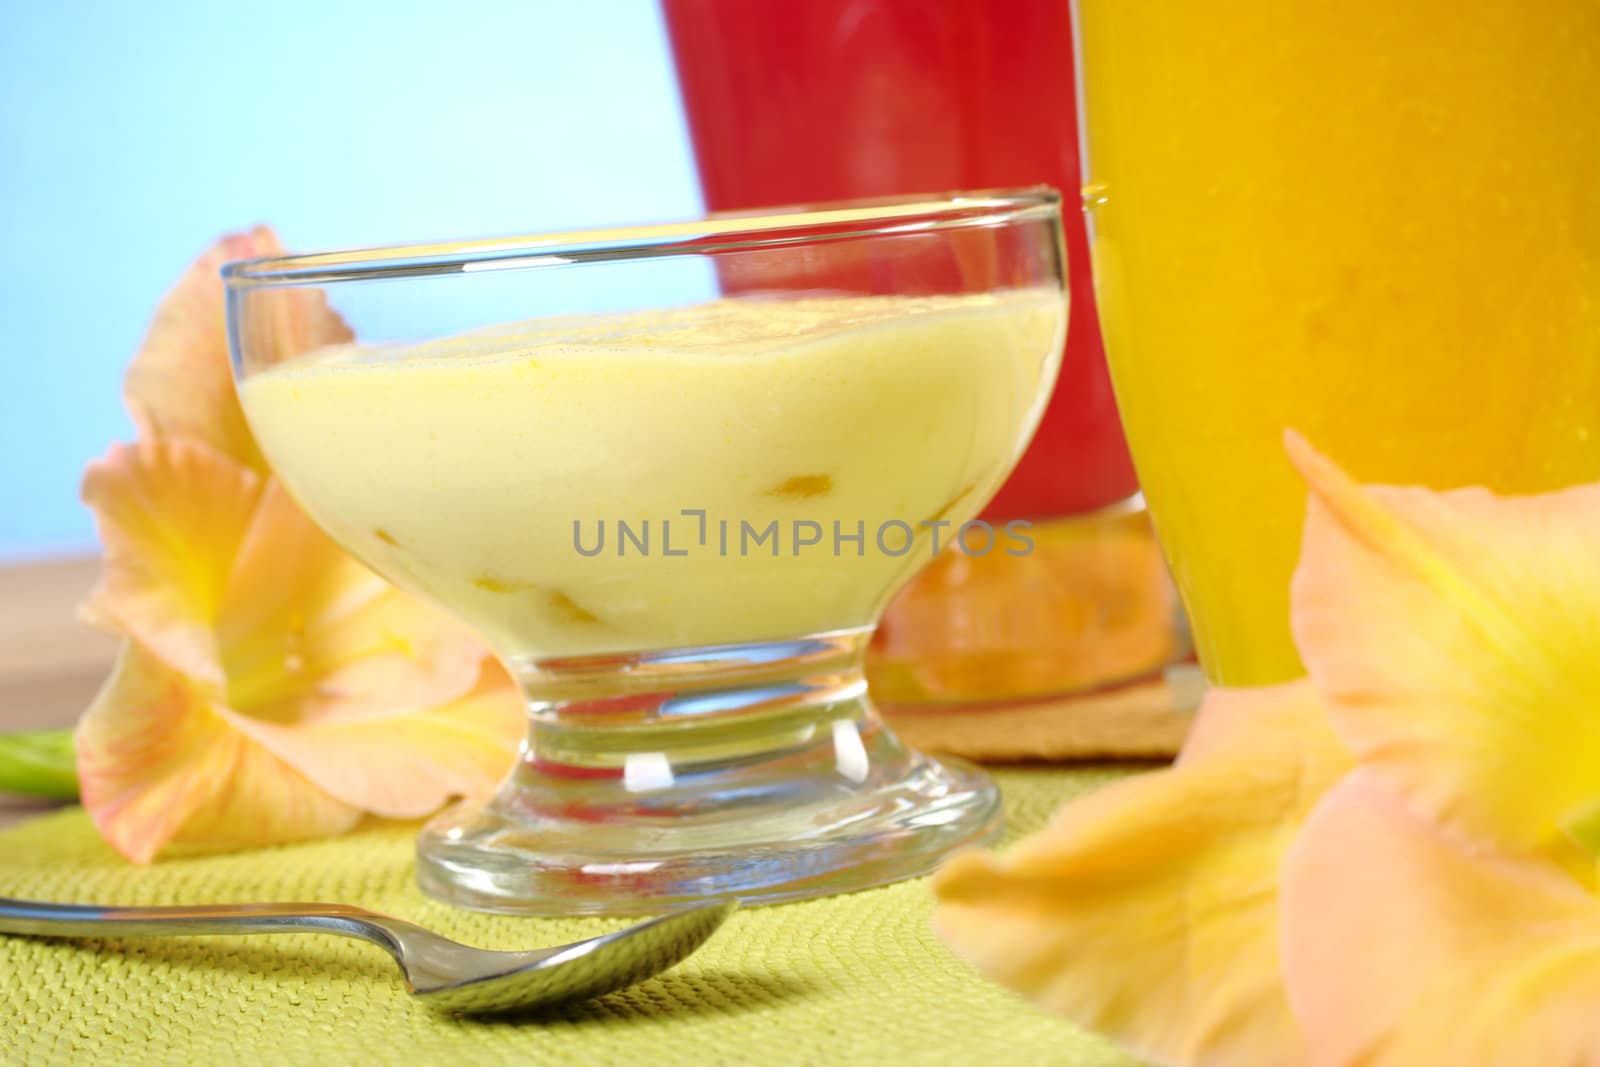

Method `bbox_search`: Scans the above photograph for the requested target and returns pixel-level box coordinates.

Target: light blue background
[0,0,701,560]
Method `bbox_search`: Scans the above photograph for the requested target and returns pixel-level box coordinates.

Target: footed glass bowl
[225,191,1067,914]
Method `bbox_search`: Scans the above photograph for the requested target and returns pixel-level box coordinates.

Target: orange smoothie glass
[1075,0,1600,685]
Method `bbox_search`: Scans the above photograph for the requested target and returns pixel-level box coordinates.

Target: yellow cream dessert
[241,288,1064,660]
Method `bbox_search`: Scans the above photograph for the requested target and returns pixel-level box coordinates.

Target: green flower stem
[0,729,79,801]
[1565,797,1600,859]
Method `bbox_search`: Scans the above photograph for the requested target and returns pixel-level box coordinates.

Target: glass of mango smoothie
[1075,1,1600,686]
[225,191,1067,913]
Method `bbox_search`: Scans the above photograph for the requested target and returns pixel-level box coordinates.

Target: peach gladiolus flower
[934,434,1600,1067]
[78,228,523,862]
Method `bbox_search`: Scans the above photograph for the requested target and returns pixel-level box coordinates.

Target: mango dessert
[240,288,1065,665]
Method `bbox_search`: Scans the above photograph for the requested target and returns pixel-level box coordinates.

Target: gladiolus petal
[220,664,523,818]
[1288,431,1600,862]
[1282,774,1600,1067]
[934,681,1346,1067]
[81,439,262,687]
[215,478,485,722]
[123,226,349,471]
[77,645,362,863]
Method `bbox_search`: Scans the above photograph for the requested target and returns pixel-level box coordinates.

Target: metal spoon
[0,896,735,1014]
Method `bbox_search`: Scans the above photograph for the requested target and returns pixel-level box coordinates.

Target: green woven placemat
[0,767,1146,1067]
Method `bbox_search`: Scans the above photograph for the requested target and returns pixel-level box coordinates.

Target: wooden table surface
[0,555,117,829]
[0,554,1198,834]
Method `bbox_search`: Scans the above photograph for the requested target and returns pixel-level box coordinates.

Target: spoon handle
[0,896,408,954]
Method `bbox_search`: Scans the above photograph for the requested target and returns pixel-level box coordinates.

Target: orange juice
[1076,1,1600,684]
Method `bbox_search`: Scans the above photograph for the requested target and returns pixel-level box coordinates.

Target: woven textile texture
[0,766,1148,1067]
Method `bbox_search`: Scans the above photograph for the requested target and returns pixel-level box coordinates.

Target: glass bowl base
[415,631,1002,915]
[417,751,1000,915]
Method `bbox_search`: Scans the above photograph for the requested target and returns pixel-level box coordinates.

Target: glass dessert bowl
[225,191,1067,914]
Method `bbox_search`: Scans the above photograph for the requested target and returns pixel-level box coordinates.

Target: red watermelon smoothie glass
[663,0,1189,712]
